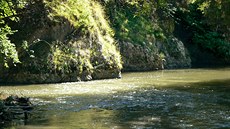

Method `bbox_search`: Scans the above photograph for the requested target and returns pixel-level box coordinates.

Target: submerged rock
[0,95,33,122]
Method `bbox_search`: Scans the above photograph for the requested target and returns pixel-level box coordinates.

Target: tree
[0,0,21,68]
[191,0,230,38]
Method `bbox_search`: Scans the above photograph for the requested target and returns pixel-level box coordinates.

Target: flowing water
[0,68,230,129]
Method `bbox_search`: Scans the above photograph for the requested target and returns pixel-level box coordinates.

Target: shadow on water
[161,78,230,93]
[3,79,229,129]
[100,79,230,129]
[2,69,230,129]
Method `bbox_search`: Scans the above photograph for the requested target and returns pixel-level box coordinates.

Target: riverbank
[0,0,229,83]
[0,0,122,84]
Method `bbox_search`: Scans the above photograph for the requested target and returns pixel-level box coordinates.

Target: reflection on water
[1,68,230,129]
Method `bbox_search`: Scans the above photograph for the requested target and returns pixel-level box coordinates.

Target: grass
[44,0,122,73]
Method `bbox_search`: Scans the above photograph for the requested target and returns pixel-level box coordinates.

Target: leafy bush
[193,32,230,59]
[0,25,20,68]
[0,0,30,68]
[175,2,230,61]
[103,0,166,45]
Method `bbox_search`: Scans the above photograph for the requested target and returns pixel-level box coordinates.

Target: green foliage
[0,0,17,22]
[7,0,122,76]
[51,41,89,74]
[175,1,230,60]
[0,25,19,68]
[47,0,114,37]
[104,0,166,45]
[0,0,26,68]
[192,0,230,33]
[47,0,122,70]
[193,32,230,59]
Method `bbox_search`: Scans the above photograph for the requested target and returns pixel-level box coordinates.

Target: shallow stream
[1,68,230,128]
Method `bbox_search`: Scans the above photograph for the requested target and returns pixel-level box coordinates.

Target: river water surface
[1,68,230,129]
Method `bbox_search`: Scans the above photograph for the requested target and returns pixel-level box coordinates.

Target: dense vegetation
[101,0,229,60]
[102,0,166,45]
[174,0,230,61]
[0,0,229,82]
[0,0,123,83]
[0,0,21,68]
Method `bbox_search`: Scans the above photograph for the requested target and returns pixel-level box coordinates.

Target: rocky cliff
[1,0,228,83]
[104,1,192,71]
[0,0,122,83]
[119,36,191,71]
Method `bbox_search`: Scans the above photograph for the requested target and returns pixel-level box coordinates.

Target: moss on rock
[0,0,122,84]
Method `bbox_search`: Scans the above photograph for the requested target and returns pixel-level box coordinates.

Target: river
[1,68,230,129]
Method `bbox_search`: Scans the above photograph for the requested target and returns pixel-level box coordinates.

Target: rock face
[103,1,192,72]
[120,36,191,71]
[120,42,162,71]
[163,37,191,69]
[0,0,122,84]
[0,0,193,84]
